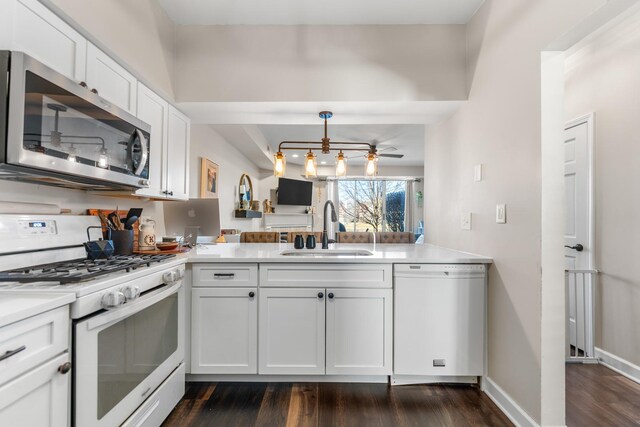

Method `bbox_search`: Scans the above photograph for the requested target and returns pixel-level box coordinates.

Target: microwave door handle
[134,128,148,176]
[86,282,181,331]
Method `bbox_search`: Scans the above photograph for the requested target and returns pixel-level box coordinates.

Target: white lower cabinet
[325,289,393,375]
[191,288,258,374]
[258,288,326,375]
[0,352,70,427]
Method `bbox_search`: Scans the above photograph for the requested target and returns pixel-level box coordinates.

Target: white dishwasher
[393,264,486,379]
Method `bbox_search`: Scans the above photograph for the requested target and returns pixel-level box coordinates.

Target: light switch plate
[496,204,506,224]
[474,164,482,182]
[461,212,472,230]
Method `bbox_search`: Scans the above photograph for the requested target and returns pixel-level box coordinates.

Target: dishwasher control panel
[395,264,486,275]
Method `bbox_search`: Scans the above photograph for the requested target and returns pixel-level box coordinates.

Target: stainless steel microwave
[0,51,150,190]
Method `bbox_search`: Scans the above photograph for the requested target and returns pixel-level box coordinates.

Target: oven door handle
[86,281,182,331]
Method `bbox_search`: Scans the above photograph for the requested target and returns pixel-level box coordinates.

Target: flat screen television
[277,178,313,206]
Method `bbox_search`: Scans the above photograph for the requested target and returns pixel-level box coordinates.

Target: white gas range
[0,214,186,427]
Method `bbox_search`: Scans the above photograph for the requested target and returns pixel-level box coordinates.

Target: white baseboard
[483,377,540,427]
[595,347,640,385]
[187,374,389,383]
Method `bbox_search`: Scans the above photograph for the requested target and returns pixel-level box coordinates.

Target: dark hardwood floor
[567,363,640,426]
[163,364,640,426]
[162,381,513,427]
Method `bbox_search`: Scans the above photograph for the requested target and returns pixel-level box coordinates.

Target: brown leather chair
[240,232,280,243]
[336,232,373,243]
[286,231,323,243]
[376,232,415,244]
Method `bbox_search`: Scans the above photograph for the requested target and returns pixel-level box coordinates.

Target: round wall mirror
[238,174,254,210]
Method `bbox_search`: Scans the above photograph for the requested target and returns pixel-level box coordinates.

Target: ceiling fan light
[274,151,286,177]
[305,150,317,178]
[365,153,378,177]
[335,151,347,177]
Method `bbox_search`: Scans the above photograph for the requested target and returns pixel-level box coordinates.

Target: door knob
[565,244,584,252]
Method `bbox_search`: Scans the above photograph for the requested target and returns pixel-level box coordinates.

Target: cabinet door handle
[317,292,324,299]
[0,345,26,362]
[214,273,235,279]
[328,293,334,299]
[90,88,99,95]
[58,362,72,374]
[248,291,255,298]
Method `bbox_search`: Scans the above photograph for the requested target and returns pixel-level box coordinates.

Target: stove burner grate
[0,254,177,284]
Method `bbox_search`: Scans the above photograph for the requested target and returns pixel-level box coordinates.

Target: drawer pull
[58,362,72,374]
[213,273,235,279]
[0,345,26,362]
[318,292,324,299]
[249,291,255,298]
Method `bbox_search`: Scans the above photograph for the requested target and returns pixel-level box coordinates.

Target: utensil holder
[111,230,134,256]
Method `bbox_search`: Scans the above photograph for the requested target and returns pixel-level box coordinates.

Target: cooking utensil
[97,210,113,230]
[108,212,122,230]
[126,208,143,222]
[84,226,114,260]
[124,216,138,230]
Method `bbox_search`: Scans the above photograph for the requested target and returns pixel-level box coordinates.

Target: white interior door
[564,117,593,352]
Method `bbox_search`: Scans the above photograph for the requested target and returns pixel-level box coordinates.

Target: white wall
[0,180,165,230]
[45,0,176,99]
[189,125,262,232]
[174,25,467,102]
[565,10,640,366]
[423,0,605,423]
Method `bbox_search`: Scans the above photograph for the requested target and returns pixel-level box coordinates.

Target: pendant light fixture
[273,151,286,177]
[272,112,404,177]
[304,150,317,178]
[97,147,109,169]
[365,152,378,177]
[66,146,78,163]
[335,150,347,177]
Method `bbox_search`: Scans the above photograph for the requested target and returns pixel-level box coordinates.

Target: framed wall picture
[200,158,219,199]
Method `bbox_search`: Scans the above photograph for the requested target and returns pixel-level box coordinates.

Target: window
[337,180,407,232]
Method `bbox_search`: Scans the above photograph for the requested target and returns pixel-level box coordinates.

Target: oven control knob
[163,270,179,284]
[122,285,140,301]
[101,291,126,309]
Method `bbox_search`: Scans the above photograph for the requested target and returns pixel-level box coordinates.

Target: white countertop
[188,243,492,264]
[0,292,75,328]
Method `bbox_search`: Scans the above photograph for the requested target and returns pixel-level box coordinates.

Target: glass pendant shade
[273,151,286,177]
[305,151,317,178]
[335,151,347,177]
[365,153,378,177]
[67,146,77,163]
[97,148,109,169]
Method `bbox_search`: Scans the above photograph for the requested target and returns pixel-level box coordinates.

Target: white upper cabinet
[0,0,87,81]
[165,106,190,201]
[85,43,137,114]
[136,82,168,199]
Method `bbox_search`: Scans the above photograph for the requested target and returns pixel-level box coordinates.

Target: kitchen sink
[280,249,374,257]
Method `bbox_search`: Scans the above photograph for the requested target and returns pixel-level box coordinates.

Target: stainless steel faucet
[322,200,337,249]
